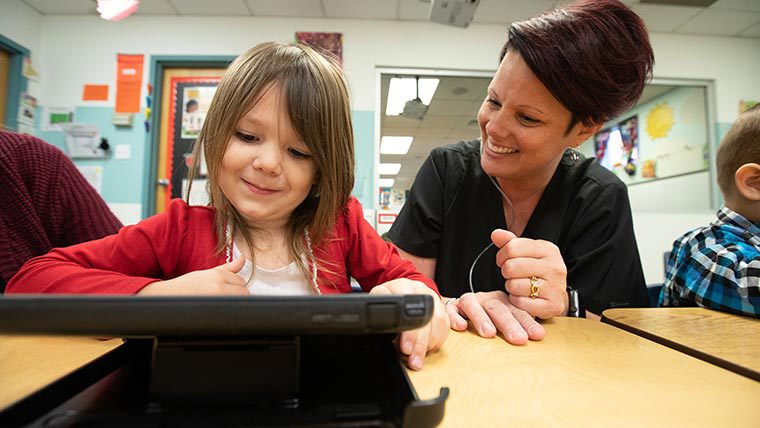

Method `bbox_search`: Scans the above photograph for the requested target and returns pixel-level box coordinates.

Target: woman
[387,0,653,343]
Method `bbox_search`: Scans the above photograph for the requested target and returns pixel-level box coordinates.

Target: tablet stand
[149,336,301,406]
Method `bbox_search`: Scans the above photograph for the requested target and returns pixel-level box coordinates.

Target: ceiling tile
[632,4,704,32]
[23,0,95,15]
[399,0,430,21]
[134,0,178,15]
[414,126,451,138]
[245,0,324,18]
[434,76,490,101]
[473,0,556,25]
[426,99,474,116]
[419,115,458,131]
[170,0,251,16]
[711,0,760,12]
[382,115,421,131]
[323,0,397,19]
[675,9,760,36]
[739,20,760,35]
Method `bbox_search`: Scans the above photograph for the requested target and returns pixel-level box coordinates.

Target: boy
[658,105,760,317]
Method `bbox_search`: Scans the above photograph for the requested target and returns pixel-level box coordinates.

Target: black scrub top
[387,140,649,315]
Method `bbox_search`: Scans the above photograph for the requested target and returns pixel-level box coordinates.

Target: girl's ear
[735,163,760,201]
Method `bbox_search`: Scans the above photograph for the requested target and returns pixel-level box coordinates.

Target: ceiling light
[380,136,413,155]
[378,163,401,175]
[378,178,395,188]
[385,77,439,116]
[97,0,139,22]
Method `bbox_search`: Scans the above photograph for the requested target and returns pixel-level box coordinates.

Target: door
[0,50,9,128]
[155,68,225,214]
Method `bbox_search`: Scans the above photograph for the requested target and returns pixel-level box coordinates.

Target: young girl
[7,42,448,370]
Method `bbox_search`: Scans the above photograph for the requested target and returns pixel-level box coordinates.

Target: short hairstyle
[500,0,654,132]
[188,42,354,279]
[716,104,760,199]
[185,99,198,112]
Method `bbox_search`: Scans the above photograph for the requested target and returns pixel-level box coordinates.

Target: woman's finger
[459,293,496,337]
[445,299,468,331]
[503,276,545,298]
[509,306,546,341]
[480,297,528,345]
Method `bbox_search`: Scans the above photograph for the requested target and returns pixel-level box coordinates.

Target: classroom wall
[2,3,759,282]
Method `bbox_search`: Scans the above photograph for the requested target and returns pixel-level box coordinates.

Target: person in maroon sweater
[0,130,122,291]
[7,42,448,370]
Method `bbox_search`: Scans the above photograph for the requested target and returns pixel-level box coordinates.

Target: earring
[309,185,320,198]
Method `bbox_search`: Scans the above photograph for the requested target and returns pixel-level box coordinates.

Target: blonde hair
[716,104,760,201]
[187,42,355,282]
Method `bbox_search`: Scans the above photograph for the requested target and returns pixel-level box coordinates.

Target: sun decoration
[646,102,675,140]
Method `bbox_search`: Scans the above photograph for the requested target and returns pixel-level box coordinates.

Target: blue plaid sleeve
[658,224,760,318]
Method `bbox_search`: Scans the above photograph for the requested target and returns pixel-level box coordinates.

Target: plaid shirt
[658,206,760,318]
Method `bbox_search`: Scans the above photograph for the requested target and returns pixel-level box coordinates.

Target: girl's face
[478,50,597,187]
[219,84,318,229]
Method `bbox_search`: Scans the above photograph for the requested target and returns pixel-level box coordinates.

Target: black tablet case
[0,294,448,427]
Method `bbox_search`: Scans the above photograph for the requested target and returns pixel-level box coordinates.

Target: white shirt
[232,241,313,295]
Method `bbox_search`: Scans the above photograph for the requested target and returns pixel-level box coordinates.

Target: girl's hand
[492,229,569,319]
[137,257,249,296]
[369,278,449,371]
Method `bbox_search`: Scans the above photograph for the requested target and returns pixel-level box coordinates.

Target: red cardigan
[7,197,437,295]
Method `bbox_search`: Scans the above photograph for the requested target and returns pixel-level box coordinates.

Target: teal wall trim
[36,106,146,204]
[351,110,375,208]
[30,106,376,219]
[0,33,29,132]
[143,55,235,218]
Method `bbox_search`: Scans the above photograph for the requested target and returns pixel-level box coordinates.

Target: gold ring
[529,276,540,299]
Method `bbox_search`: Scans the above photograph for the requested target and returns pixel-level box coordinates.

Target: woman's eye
[486,98,501,108]
[235,131,259,143]
[288,148,312,159]
[519,114,540,125]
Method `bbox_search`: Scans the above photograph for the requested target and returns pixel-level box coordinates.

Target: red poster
[115,54,144,113]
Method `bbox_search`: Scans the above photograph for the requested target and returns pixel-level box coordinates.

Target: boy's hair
[188,42,354,281]
[717,104,760,199]
[501,0,654,133]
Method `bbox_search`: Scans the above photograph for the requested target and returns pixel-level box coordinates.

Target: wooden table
[601,307,760,381]
[408,317,760,428]
[3,319,760,427]
[0,335,123,411]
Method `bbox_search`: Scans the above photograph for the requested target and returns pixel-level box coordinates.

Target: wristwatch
[566,286,585,318]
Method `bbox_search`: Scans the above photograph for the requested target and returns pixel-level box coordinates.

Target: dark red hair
[500,0,654,131]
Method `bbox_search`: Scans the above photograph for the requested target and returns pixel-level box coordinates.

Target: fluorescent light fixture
[380,136,413,155]
[378,178,395,188]
[97,0,139,22]
[378,163,401,175]
[385,77,439,116]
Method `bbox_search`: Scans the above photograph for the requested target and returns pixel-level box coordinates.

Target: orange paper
[115,54,144,113]
[82,84,109,101]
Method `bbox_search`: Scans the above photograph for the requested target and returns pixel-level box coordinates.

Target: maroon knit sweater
[0,131,123,291]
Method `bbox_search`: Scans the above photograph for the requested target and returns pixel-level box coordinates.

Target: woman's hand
[137,257,249,296]
[444,291,545,344]
[370,278,449,371]
[492,229,569,319]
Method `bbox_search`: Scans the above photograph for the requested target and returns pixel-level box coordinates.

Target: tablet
[0,294,433,336]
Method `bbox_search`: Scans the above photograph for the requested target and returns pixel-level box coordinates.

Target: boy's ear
[569,123,603,148]
[735,163,760,201]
